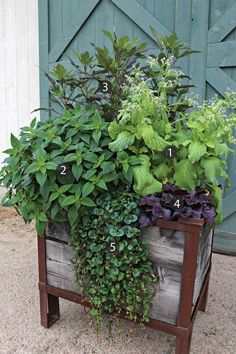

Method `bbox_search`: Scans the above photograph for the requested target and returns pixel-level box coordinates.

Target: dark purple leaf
[202,206,215,224]
[191,207,202,219]
[183,194,199,205]
[173,207,192,219]
[139,214,151,228]
[198,194,210,204]
[163,183,177,192]
[161,192,173,204]
[139,195,160,207]
[138,184,216,225]
[162,207,172,220]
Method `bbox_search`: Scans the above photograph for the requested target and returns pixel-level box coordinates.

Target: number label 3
[99,81,111,93]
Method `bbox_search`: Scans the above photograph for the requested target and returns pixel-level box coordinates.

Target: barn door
[190,0,236,254]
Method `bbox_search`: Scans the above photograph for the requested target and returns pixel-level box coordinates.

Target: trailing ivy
[70,190,156,326]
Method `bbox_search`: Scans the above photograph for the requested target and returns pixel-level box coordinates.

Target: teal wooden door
[39,0,236,254]
[190,0,236,254]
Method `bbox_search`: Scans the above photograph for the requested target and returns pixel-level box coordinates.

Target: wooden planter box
[38,218,213,354]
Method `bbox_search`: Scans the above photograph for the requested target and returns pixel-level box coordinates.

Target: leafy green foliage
[107,65,236,223]
[0,106,126,234]
[70,191,156,325]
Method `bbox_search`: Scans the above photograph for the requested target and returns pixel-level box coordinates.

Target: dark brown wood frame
[38,218,213,354]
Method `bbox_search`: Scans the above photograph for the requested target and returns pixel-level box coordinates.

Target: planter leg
[199,274,210,312]
[39,291,60,328]
[175,332,192,354]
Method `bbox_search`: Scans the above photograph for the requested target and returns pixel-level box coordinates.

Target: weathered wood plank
[140,227,184,271]
[149,267,182,325]
[193,229,213,307]
[46,239,81,293]
[45,221,71,243]
[46,239,73,262]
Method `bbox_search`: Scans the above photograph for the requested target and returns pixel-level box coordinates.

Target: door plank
[206,68,236,97]
[111,0,171,39]
[49,0,100,63]
[208,41,236,67]
[208,2,236,43]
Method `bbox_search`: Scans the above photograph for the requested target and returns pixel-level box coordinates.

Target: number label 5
[110,242,116,252]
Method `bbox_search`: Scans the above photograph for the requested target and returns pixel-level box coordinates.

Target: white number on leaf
[110,242,116,252]
[174,199,180,208]
[102,82,109,92]
[60,165,67,175]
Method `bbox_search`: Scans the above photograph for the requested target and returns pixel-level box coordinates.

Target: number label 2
[60,165,67,175]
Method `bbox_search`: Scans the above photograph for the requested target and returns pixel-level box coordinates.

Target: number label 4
[174,199,180,208]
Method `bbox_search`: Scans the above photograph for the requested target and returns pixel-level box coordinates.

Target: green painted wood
[208,2,236,43]
[189,0,209,99]
[205,1,236,254]
[175,0,192,82]
[49,0,100,63]
[39,0,236,254]
[221,190,236,219]
[206,68,236,97]
[111,0,171,39]
[212,231,236,256]
[155,0,175,33]
[208,41,236,67]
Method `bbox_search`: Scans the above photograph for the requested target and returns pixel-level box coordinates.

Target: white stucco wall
[0,0,39,164]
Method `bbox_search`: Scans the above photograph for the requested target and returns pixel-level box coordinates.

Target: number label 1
[164,146,177,159]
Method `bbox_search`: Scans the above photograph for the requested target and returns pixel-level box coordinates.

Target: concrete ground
[0,206,235,354]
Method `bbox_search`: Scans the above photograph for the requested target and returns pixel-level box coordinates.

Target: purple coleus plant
[139,183,216,227]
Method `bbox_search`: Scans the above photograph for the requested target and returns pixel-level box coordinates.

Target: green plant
[107,62,236,223]
[70,190,156,326]
[46,31,147,120]
[0,105,123,234]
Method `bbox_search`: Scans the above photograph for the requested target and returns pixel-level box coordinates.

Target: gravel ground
[0,206,235,354]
